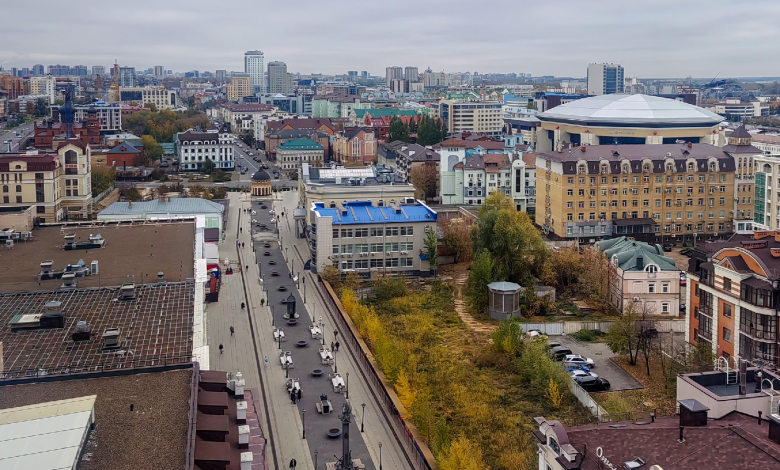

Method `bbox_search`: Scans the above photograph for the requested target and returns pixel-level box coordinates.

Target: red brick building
[107,142,143,167]
[0,75,23,100]
[34,109,100,149]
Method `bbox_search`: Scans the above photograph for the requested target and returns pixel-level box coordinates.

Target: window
[15,196,21,203]
[723,303,732,318]
[15,185,21,192]
[648,283,655,293]
[332,229,339,239]
[567,189,573,196]
[354,228,369,237]
[662,302,669,314]
[662,282,670,293]
[723,277,731,292]
[723,327,732,343]
[548,437,560,456]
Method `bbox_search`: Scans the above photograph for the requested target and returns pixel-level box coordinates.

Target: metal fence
[0,354,193,381]
[92,183,116,204]
[315,277,436,470]
[568,379,610,421]
[519,319,686,336]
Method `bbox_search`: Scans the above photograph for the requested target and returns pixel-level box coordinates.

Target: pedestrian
[290,390,294,403]
[240,227,243,233]
[292,391,297,404]
[331,341,335,351]
[297,388,302,401]
[242,242,245,248]
[261,298,265,306]
[289,458,297,470]
[264,356,269,366]
[219,343,223,354]
[230,326,234,336]
[335,341,340,352]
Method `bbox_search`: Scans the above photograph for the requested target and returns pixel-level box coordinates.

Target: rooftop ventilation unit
[157,271,166,284]
[40,301,65,328]
[102,328,121,350]
[60,272,78,290]
[120,282,136,301]
[71,320,92,342]
[623,457,646,470]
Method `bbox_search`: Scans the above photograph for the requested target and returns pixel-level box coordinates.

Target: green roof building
[277,138,325,171]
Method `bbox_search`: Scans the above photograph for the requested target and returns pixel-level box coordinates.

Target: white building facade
[28,76,56,104]
[176,126,235,171]
[245,51,266,94]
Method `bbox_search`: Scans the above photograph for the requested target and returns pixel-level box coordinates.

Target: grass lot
[592,356,677,419]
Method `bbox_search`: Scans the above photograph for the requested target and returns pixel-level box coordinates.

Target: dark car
[550,346,573,361]
[662,243,673,252]
[680,248,694,257]
[575,376,610,392]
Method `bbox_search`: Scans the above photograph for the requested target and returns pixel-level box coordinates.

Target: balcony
[741,325,777,342]
[696,307,713,318]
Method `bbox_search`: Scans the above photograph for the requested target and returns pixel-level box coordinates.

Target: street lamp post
[302,409,306,439]
[314,450,318,470]
[272,305,275,327]
[379,442,383,470]
[333,346,337,373]
[319,316,325,346]
[346,372,349,400]
[361,403,366,432]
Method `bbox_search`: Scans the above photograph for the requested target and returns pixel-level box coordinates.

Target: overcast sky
[2,0,779,78]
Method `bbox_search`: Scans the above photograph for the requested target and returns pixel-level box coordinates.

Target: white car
[569,369,599,379]
[563,354,595,367]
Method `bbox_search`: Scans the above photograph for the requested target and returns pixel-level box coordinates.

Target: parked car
[569,369,599,379]
[565,363,591,372]
[159,162,169,168]
[550,346,573,361]
[575,376,610,392]
[680,248,694,257]
[662,243,673,252]
[563,354,595,367]
[262,164,269,169]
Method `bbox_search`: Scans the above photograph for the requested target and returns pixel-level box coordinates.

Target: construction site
[0,221,194,292]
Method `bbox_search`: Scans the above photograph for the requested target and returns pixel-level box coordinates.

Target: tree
[492,319,525,357]
[440,217,474,263]
[440,436,486,470]
[34,98,49,117]
[201,158,215,175]
[242,130,255,147]
[91,166,116,197]
[466,249,494,315]
[388,116,410,143]
[188,184,205,198]
[545,378,563,409]
[606,300,655,367]
[140,134,164,164]
[540,247,585,291]
[144,102,158,113]
[424,228,439,276]
[410,164,438,201]
[211,186,228,199]
[473,193,548,284]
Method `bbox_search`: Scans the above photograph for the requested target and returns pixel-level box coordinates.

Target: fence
[519,319,686,336]
[568,379,610,421]
[0,354,193,381]
[315,277,436,470]
[92,183,116,204]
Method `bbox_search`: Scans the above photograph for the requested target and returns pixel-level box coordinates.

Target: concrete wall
[0,207,34,232]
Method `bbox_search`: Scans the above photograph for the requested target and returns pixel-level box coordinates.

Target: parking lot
[557,336,644,392]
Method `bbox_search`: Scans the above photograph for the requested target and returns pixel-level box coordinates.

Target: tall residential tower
[245,50,266,94]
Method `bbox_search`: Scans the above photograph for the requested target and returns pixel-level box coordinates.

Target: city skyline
[1,0,780,77]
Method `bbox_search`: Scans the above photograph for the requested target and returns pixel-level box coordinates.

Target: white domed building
[534,94,725,152]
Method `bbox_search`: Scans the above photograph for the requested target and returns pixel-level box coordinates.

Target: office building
[117,66,136,87]
[74,101,122,132]
[386,66,403,87]
[245,50,266,93]
[276,138,325,170]
[257,93,311,115]
[348,71,358,80]
[390,79,407,93]
[586,63,624,95]
[32,64,44,75]
[361,71,369,81]
[118,87,177,109]
[153,65,165,78]
[686,231,780,363]
[0,139,93,222]
[536,143,736,243]
[175,124,234,171]
[92,65,105,76]
[404,66,419,82]
[227,73,251,101]
[310,198,437,277]
[707,99,770,120]
[28,75,56,103]
[267,61,292,94]
[439,99,503,135]
[534,94,724,153]
[215,69,227,81]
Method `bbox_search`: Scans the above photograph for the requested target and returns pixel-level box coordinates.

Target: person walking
[230,326,234,336]
[335,341,340,352]
[264,356,269,366]
[219,344,223,354]
[289,458,297,470]
[331,341,335,352]
[297,388,302,401]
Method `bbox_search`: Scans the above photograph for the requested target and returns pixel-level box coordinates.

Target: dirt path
[445,265,497,334]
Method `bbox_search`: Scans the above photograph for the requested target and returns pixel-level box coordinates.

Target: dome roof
[538,94,723,127]
[251,170,271,181]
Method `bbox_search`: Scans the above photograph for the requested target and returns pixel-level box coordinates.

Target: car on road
[569,369,599,379]
[662,243,673,252]
[565,363,591,372]
[160,162,169,168]
[248,152,253,156]
[262,164,269,169]
[563,354,595,367]
[574,376,610,392]
[680,248,694,257]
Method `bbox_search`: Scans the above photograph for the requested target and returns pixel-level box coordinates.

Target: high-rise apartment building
[32,64,45,75]
[227,74,252,101]
[386,66,403,87]
[438,99,503,135]
[245,50,266,94]
[587,63,625,95]
[404,66,419,83]
[361,71,368,81]
[28,76,57,103]
[267,61,292,94]
[154,66,165,78]
[92,66,105,76]
[117,67,136,87]
[215,70,227,81]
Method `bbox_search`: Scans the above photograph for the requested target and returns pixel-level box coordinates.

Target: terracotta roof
[522,152,537,168]
[483,154,510,168]
[108,142,141,154]
[55,138,88,152]
[435,138,504,150]
[266,119,337,133]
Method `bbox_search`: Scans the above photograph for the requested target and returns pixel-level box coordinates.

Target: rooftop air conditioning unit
[102,328,121,349]
[401,251,408,255]
[120,283,136,301]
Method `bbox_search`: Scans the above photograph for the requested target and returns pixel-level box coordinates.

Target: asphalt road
[557,336,644,391]
[0,121,35,153]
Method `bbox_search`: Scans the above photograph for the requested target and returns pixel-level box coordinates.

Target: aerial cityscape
[1,2,780,470]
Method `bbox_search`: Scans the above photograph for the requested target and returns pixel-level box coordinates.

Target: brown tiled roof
[266,118,337,133]
[549,412,780,470]
[483,154,510,168]
[522,152,537,168]
[435,138,504,151]
[56,138,89,151]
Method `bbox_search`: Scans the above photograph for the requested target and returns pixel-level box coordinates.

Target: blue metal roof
[312,200,437,225]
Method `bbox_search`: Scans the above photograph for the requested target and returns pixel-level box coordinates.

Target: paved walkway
[206,192,409,470]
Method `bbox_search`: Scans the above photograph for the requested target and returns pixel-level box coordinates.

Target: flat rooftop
[0,223,194,292]
[0,282,194,375]
[312,200,437,225]
[0,368,193,470]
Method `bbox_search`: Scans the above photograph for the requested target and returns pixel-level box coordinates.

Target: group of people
[290,386,302,404]
[331,341,340,352]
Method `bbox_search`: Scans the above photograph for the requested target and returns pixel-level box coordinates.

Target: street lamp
[314,450,318,470]
[333,345,337,373]
[346,372,349,400]
[319,316,325,346]
[302,409,306,439]
[379,442,383,470]
[361,403,366,432]
[272,305,275,327]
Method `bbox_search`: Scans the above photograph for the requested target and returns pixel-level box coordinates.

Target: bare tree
[440,217,474,263]
[410,164,438,202]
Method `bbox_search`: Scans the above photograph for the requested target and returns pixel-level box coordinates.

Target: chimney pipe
[678,426,685,443]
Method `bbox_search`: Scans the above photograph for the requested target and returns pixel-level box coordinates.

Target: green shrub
[570,329,605,342]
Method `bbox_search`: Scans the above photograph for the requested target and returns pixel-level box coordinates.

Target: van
[549,346,573,361]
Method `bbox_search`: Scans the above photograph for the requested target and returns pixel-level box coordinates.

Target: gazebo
[487,281,522,321]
